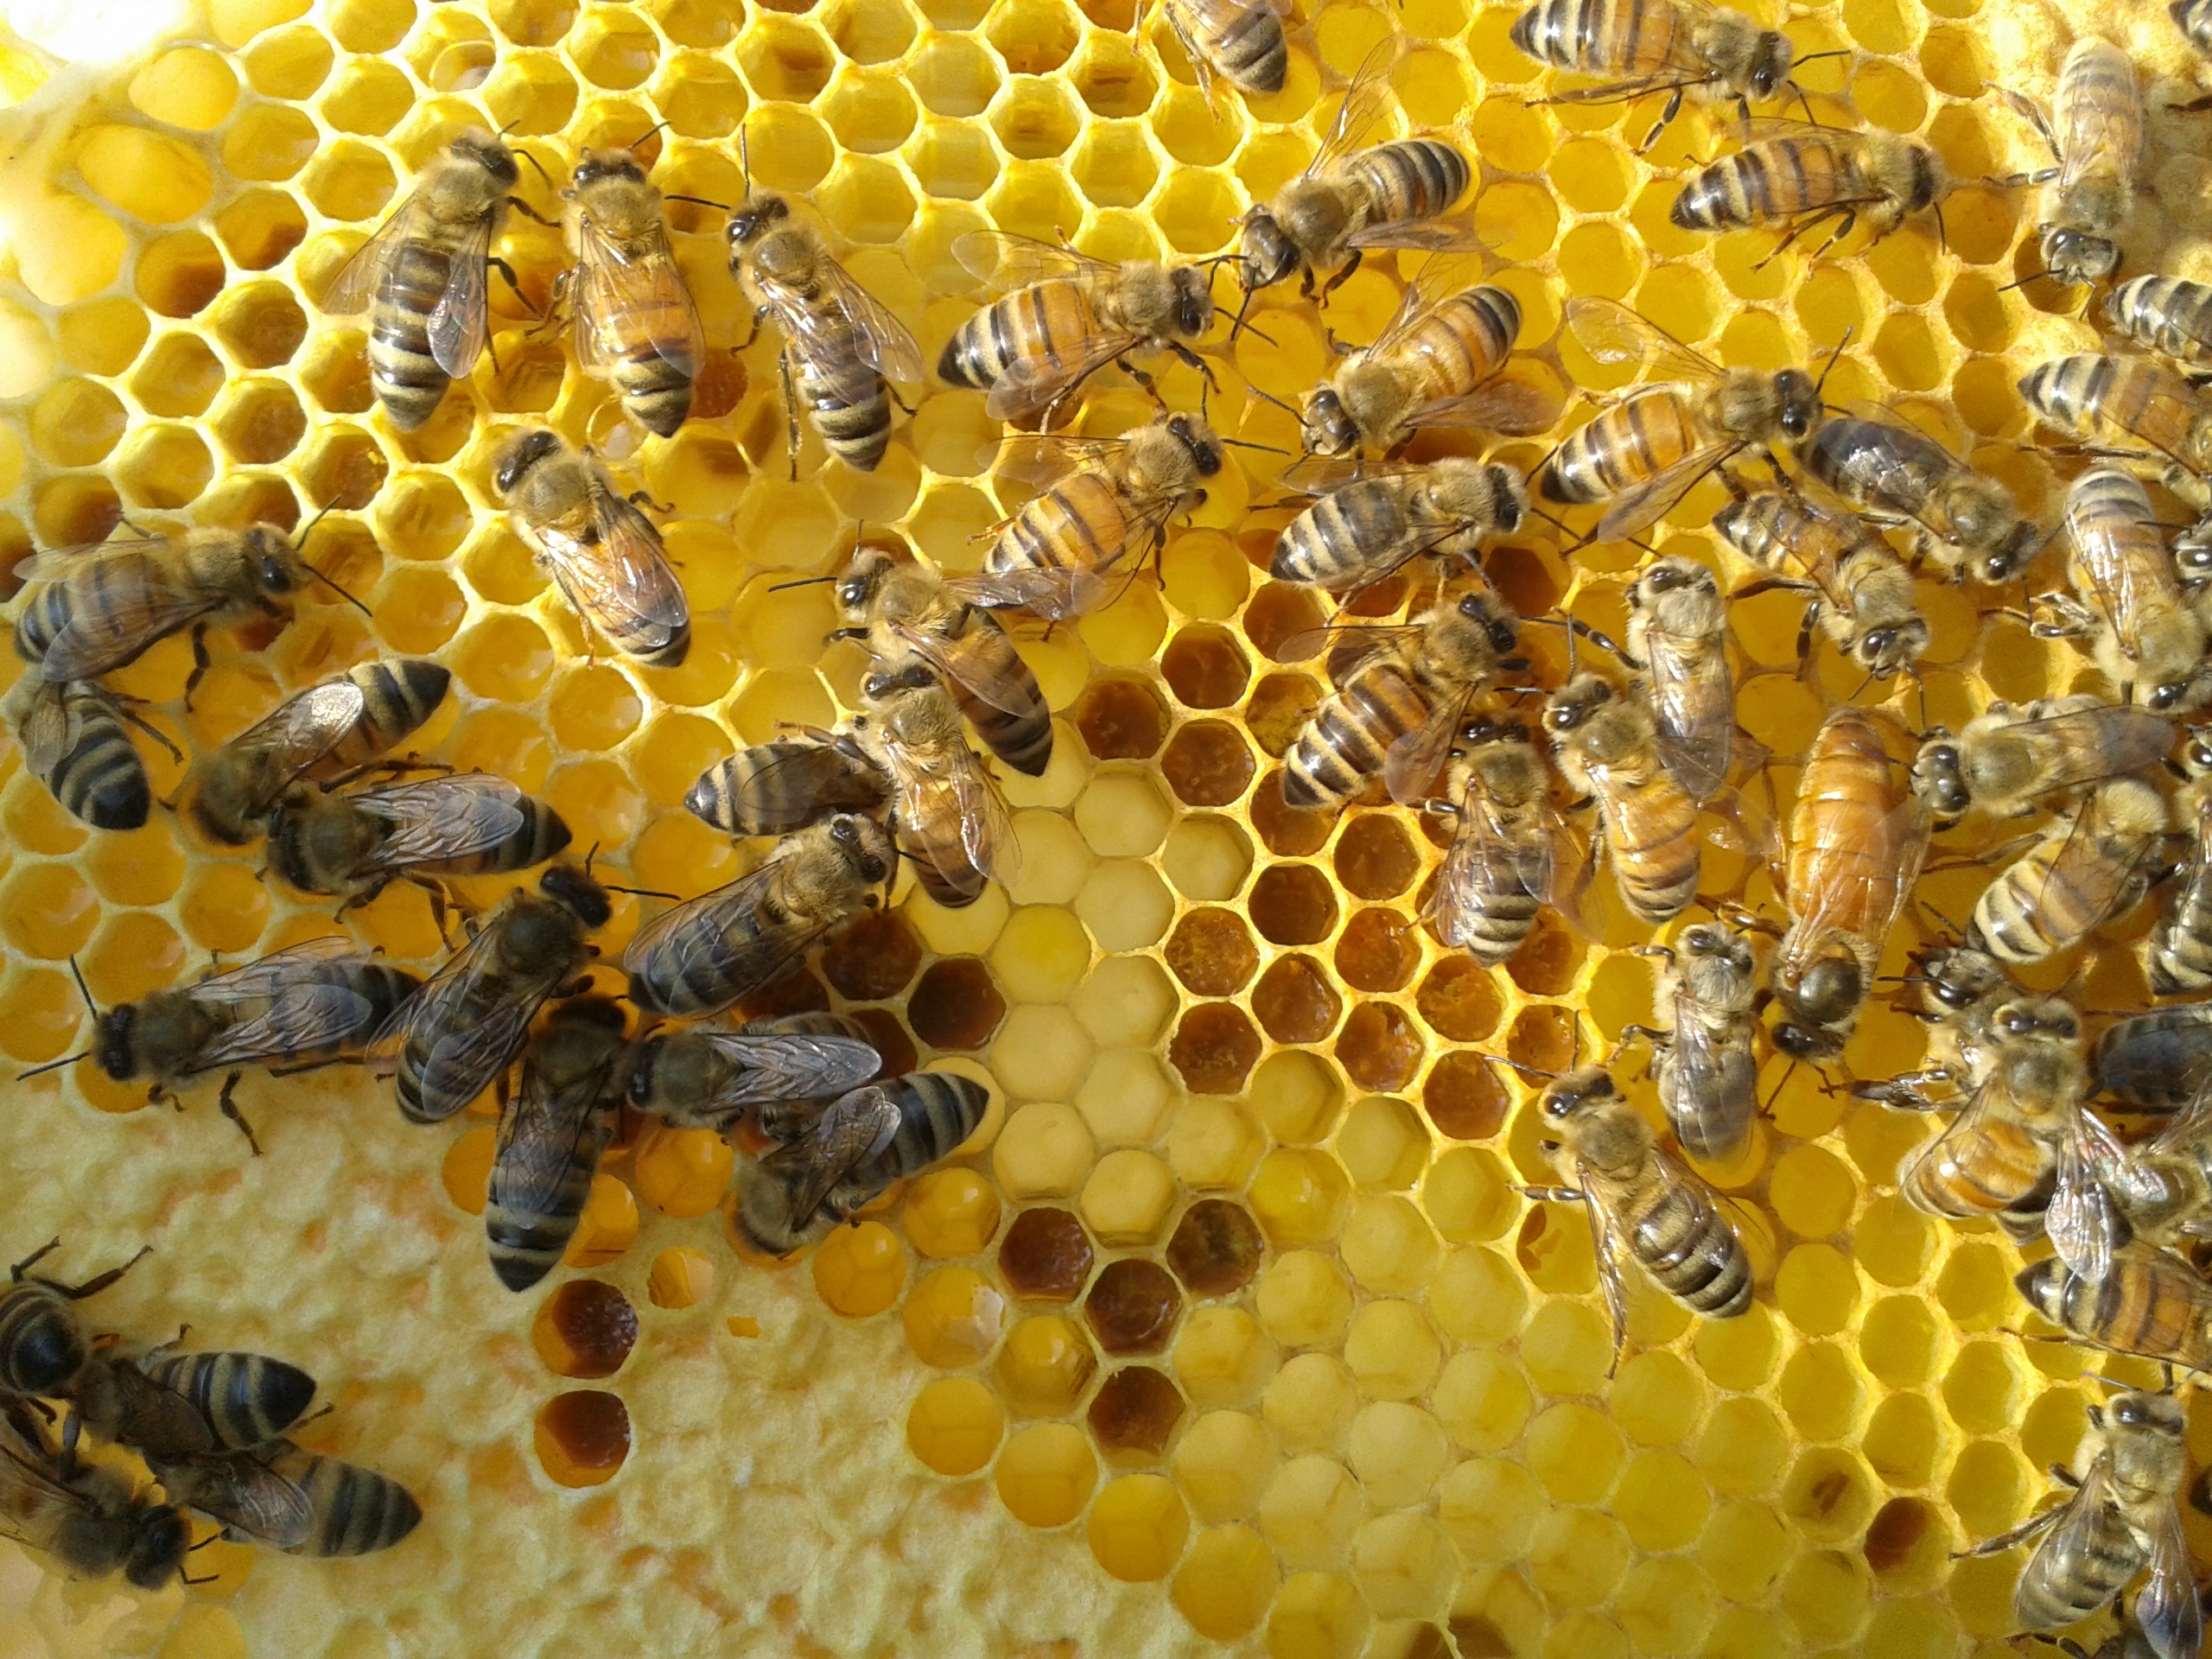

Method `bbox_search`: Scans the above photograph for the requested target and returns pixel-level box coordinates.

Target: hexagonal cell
[1000,1206,1094,1301]
[1073,677,1167,760]
[1414,959,1502,1044]
[212,378,307,466]
[534,1389,632,1487]
[985,0,1079,72]
[1160,720,1254,807]
[900,1265,1006,1368]
[1250,956,1341,1046]
[646,1247,715,1310]
[1335,908,1420,994]
[1168,1003,1262,1095]
[318,56,413,134]
[907,1376,1005,1476]
[821,910,923,1001]
[1088,1364,1185,1458]
[737,14,836,100]
[910,32,1000,116]
[531,1280,639,1378]
[810,1222,908,1316]
[1085,1258,1183,1356]
[211,281,308,370]
[906,957,1007,1050]
[137,230,226,319]
[1421,1051,1510,1141]
[989,76,1081,161]
[571,4,662,86]
[213,188,307,270]
[1164,908,1258,996]
[996,1422,1096,1528]
[28,380,125,467]
[1068,119,1159,207]
[995,1313,1097,1416]
[1166,1200,1264,1297]
[1243,672,1319,759]
[1250,775,1332,858]
[1161,624,1250,709]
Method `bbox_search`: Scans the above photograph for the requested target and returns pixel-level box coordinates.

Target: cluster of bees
[0,1240,419,1588]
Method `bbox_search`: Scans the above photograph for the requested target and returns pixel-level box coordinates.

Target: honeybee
[1797,414,2040,583]
[0,1239,147,1397]
[1156,0,1287,99]
[318,128,537,430]
[493,428,691,668]
[269,773,571,918]
[1235,42,1477,304]
[622,814,894,1019]
[555,145,703,438]
[1271,458,1529,598]
[686,732,888,839]
[1771,706,1930,1060]
[1300,270,1553,458]
[1909,695,2174,824]
[1621,923,1761,1164]
[728,191,925,474]
[2018,1249,2212,1373]
[2105,275,2212,371]
[13,524,347,699]
[19,939,423,1155]
[156,1440,421,1557]
[62,1353,221,1464]
[628,1011,881,1132]
[1712,486,1929,679]
[1543,672,1701,925]
[183,658,452,846]
[733,1071,990,1255]
[1521,1067,1752,1366]
[1893,941,2015,1097]
[143,1446,311,1554]
[2180,0,2212,58]
[485,997,630,1293]
[1282,588,1522,810]
[2020,356,2212,505]
[3,678,156,832]
[1669,122,1948,262]
[366,862,610,1124]
[1967,779,2168,966]
[0,1403,189,1590]
[1960,1390,2199,1659]
[1510,0,1800,148]
[2095,1003,2212,1113]
[1623,556,1733,803]
[1995,40,2145,290]
[136,1350,317,1452]
[1541,298,1821,545]
[2033,467,2209,710]
[857,663,1020,908]
[1426,716,1561,967]
[834,547,1054,777]
[987,413,1224,618]
[940,233,1217,424]
[2150,729,2212,995]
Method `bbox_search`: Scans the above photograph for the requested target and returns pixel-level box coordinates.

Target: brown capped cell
[1249,864,1337,945]
[1160,625,1249,709]
[534,1390,632,1488]
[1334,815,1421,899]
[1084,1258,1183,1355]
[1240,582,1327,663]
[1073,677,1169,760]
[1243,673,1320,759]
[1416,958,1503,1042]
[1506,911,1581,997]
[1000,1207,1095,1301]
[847,1006,917,1081]
[1250,955,1341,1046]
[1337,1002,1423,1093]
[1087,1365,1185,1457]
[1165,907,1260,996]
[907,958,1007,1051]
[1508,1005,1577,1075]
[1250,772,1332,857]
[1160,721,1255,807]
[1335,908,1420,993]
[1166,1199,1264,1296]
[531,1281,639,1380]
[823,910,924,1001]
[1424,1051,1510,1140]
[1168,1004,1262,1095]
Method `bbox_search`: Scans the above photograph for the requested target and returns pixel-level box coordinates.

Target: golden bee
[554,144,704,438]
[1967,779,2167,966]
[628,1011,881,1133]
[1796,413,2039,583]
[1995,39,2145,290]
[1908,695,2174,824]
[1510,0,1801,148]
[1541,297,1821,545]
[268,772,573,918]
[621,814,894,1019]
[2018,1248,2212,1372]
[0,1239,148,1397]
[1542,671,1702,925]
[155,1439,423,1558]
[855,663,1021,909]
[728,190,925,474]
[1271,458,1529,599]
[2020,355,2212,506]
[1299,270,1551,457]
[1958,1390,2199,1659]
[2105,274,2212,371]
[183,657,452,846]
[734,1071,991,1255]
[1622,555,1733,804]
[2,678,158,833]
[833,546,1054,777]
[2095,1003,2212,1114]
[1425,715,1561,967]
[485,997,631,1294]
[1711,486,1929,680]
[686,731,888,839]
[2150,728,2212,995]
[1669,122,1948,262]
[939,233,1217,425]
[1858,940,2015,1108]
[367,862,610,1125]
[2033,467,2209,710]
[1771,705,1929,1059]
[1282,587,1522,810]
[1521,1066,1752,1366]
[317,127,543,430]
[1618,922,1760,1164]
[1155,0,1287,99]
[493,427,691,668]
[0,1402,190,1590]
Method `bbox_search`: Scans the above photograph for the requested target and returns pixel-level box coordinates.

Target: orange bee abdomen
[1544,392,1703,505]
[1593,769,1700,923]
[1904,1117,2050,1220]
[940,281,1096,392]
[1283,664,1430,808]
[988,474,1132,584]
[1787,707,1904,946]
[1394,288,1520,405]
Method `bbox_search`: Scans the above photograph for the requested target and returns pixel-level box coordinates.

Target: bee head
[123,1505,191,1591]
[1485,463,1526,531]
[573,147,645,189]
[1859,618,1929,678]
[1995,997,2078,1046]
[836,547,895,614]
[493,428,563,497]
[1773,369,1821,442]
[1771,1018,1840,1060]
[1789,957,1862,1027]
[1919,945,2003,1012]
[1745,30,1791,99]
[2147,676,2197,714]
[95,1005,137,1082]
[1299,389,1358,457]
[1681,925,1751,976]
[1542,674,1611,734]
[1238,207,1299,291]
[1169,264,1214,337]
[828,812,894,885]
[243,524,302,593]
[1167,415,1224,478]
[2107,1390,2186,1436]
[451,129,519,189]
[540,861,613,930]
[2175,518,2212,578]
[726,192,789,249]
[1461,715,1523,747]
[1980,519,2041,585]
[1909,733,1969,820]
[1540,1065,1618,1124]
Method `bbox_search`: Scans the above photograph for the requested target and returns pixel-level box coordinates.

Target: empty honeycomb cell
[1176,1307,1274,1408]
[1528,1507,1629,1611]
[1263,1571,1366,1659]
[534,1389,632,1487]
[54,296,148,379]
[1342,1300,1439,1402]
[997,1421,1097,1528]
[531,1280,640,1378]
[212,378,308,467]
[130,45,240,129]
[1160,816,1252,905]
[1855,1196,1936,1291]
[1351,1513,1453,1621]
[1255,1250,1351,1351]
[1173,1524,1277,1642]
[1767,1142,1857,1240]
[1338,1196,1439,1300]
[1166,907,1259,996]
[1259,1456,1366,1571]
[735,14,836,100]
[213,188,309,271]
[1333,911,1419,995]
[1694,1396,1789,1499]
[1259,1355,1355,1459]
[1936,1241,2016,1332]
[569,5,661,86]
[1778,1340,1864,1446]
[1085,1258,1181,1356]
[1249,1149,1351,1253]
[113,425,214,509]
[910,32,1000,116]
[990,1003,1096,1100]
[1941,1340,2022,1437]
[1088,1472,1189,1581]
[319,58,414,135]
[1250,1048,1338,1143]
[1004,813,1095,909]
[983,0,1078,73]
[1074,677,1169,760]
[1615,1446,1711,1554]
[1783,1549,1873,1649]
[1335,1096,1425,1192]
[1775,1242,1860,1338]
[76,124,213,223]
[2,865,99,960]
[1347,1402,1449,1510]
[995,1313,1097,1415]
[1072,1050,1173,1148]
[1440,1456,1541,1569]
[29,378,126,467]
[1080,1149,1175,1245]
[999,1205,1093,1300]
[1696,1498,1792,1606]
[1863,1393,1940,1489]
[1783,1443,1876,1545]
[988,906,1090,1005]
[1521,1299,1615,1400]
[33,476,123,551]
[906,958,1007,1049]
[1067,119,1160,208]
[907,1376,1004,1476]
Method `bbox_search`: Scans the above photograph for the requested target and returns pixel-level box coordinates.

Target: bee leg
[1515,1184,1586,1204]
[626,489,676,514]
[1166,340,1220,398]
[214,1073,264,1158]
[1317,251,1363,303]
[504,197,559,229]
[182,623,213,711]
[1635,87,1686,155]
[11,1239,150,1300]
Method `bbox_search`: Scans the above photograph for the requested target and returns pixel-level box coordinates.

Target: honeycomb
[3,0,2211,1652]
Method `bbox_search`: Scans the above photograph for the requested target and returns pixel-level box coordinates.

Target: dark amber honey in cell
[1334,908,1420,992]
[1238,583,1326,664]
[848,1007,917,1081]
[1073,678,1169,760]
[534,1389,632,1488]
[1086,1365,1185,1456]
[1164,908,1259,995]
[1167,1004,1261,1095]
[1165,1200,1263,1296]
[823,910,924,1001]
[1160,626,1249,709]
[1333,816,1420,899]
[1423,1052,1510,1141]
[1084,1259,1182,1355]
[998,1207,1095,1301]
[906,958,1007,1050]
[1249,774,1332,856]
[1241,672,1320,759]
[1250,956,1340,1045]
[1160,721,1253,806]
[531,1281,640,1379]
[1248,864,1336,945]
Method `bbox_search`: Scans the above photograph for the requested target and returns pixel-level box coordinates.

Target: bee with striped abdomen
[1272,458,1529,599]
[1621,922,1760,1165]
[2023,355,2212,507]
[3,678,157,832]
[2105,275,2212,372]
[1283,588,1522,810]
[855,663,1020,909]
[1994,40,2145,290]
[1797,413,2039,583]
[2018,1248,2212,1371]
[622,814,894,1019]
[728,191,924,474]
[1157,0,1287,99]
[2095,1003,2212,1114]
[1864,940,2015,1106]
[0,1403,189,1590]
[184,657,451,846]
[367,862,610,1125]
[1541,297,1821,545]
[1669,120,1948,263]
[155,1439,422,1558]
[686,732,888,839]
[485,997,631,1293]
[1909,696,2173,824]
[1521,1066,1752,1369]
[1510,0,1800,148]
[628,1011,881,1133]
[1426,716,1562,968]
[1622,556,1733,804]
[0,1239,148,1397]
[269,772,572,920]
[493,428,691,668]
[1967,779,2167,966]
[2032,467,2209,710]
[136,1351,317,1452]
[555,144,703,438]
[1543,671,1702,925]
[1711,486,1929,680]
[734,1071,991,1255]
[317,128,543,430]
[2148,728,2212,995]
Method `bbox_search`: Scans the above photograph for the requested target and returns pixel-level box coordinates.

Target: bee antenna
[1219,437,1293,457]
[738,125,753,195]
[1812,326,1853,398]
[1489,1055,1555,1082]
[766,575,837,593]
[512,148,556,189]
[1790,48,1852,64]
[1999,270,2056,293]
[1227,281,1260,345]
[308,566,373,620]
[1216,304,1278,347]
[16,1051,92,1081]
[292,501,337,554]
[1243,382,1301,420]
[602,883,680,900]
[628,120,672,155]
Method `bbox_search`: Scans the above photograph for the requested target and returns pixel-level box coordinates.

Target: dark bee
[485,998,632,1294]
[628,1012,882,1133]
[0,1239,148,1397]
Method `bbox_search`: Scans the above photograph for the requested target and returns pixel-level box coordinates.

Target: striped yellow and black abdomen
[2151,804,2212,993]
[1177,0,1287,93]
[1543,390,1702,504]
[687,738,887,837]
[0,1282,86,1395]
[939,280,1094,392]
[2015,1507,2143,1631]
[142,1351,317,1450]
[13,583,70,666]
[794,306,893,472]
[485,1084,620,1292]
[42,685,150,831]
[606,306,697,439]
[1671,135,1865,230]
[367,241,458,431]
[1901,1117,2051,1223]
[2019,1255,2212,1370]
[1282,663,1430,808]
[1273,479,1414,588]
[1344,142,1471,227]
[989,474,1134,586]
[1392,287,1521,407]
[944,623,1053,779]
[2106,275,2212,367]
[318,962,424,1063]
[1511,0,1693,79]
[2022,354,2206,467]
[1625,1184,1751,1317]
[319,658,452,778]
[410,794,572,877]
[1971,838,2139,966]
[1592,770,1700,923]
[270,1446,424,1556]
[869,1072,991,1184]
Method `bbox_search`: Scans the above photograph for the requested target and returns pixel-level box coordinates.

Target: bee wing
[317,193,429,317]
[220,680,374,798]
[621,863,830,1007]
[948,747,1021,887]
[2008,708,2175,796]
[1306,38,1405,175]
[2046,1104,2133,1286]
[989,431,1131,488]
[885,617,1046,719]
[880,730,1021,893]
[22,547,223,683]
[571,214,702,378]
[1666,1003,1757,1159]
[346,774,530,870]
[11,537,173,583]
[1592,438,1739,546]
[1431,795,1556,946]
[157,1452,314,1550]
[1343,214,1490,255]
[1566,1177,1635,1356]
[760,1084,903,1224]
[192,983,379,1070]
[1275,620,1428,667]
[1384,689,1476,807]
[0,1414,85,1539]
[364,914,537,1081]
[697,1029,883,1107]
[425,211,498,378]
[94,1360,216,1459]
[1787,786,1930,965]
[1643,630,1733,803]
[534,483,690,638]
[1404,381,1562,436]
[2056,63,2144,191]
[988,329,1145,424]
[1365,255,1487,359]
[1566,296,1724,383]
[494,1058,608,1217]
[942,566,1112,620]
[952,231,1115,293]
[181,936,370,1004]
[1154,0,1219,101]
[10,682,72,773]
[817,257,925,384]
[2135,1489,2203,1659]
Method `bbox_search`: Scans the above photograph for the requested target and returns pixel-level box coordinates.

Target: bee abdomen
[1274,480,1408,585]
[940,284,1087,392]
[1449,887,1541,965]
[276,1448,423,1557]
[48,698,151,830]
[0,1284,84,1394]
[1283,667,1427,807]
[2149,857,2212,993]
[611,350,694,438]
[993,475,1128,584]
[876,1072,990,1179]
[1396,289,1521,402]
[13,584,69,666]
[368,243,458,430]
[795,336,893,472]
[1345,141,1471,223]
[417,796,573,877]
[485,1094,620,1292]
[1544,395,1698,504]
[348,658,451,759]
[142,1351,317,1450]
[1603,779,1700,923]
[1189,0,1287,93]
[1512,0,1681,77]
[2016,1516,2141,1630]
[688,740,887,836]
[2107,275,2212,366]
[1631,1189,1751,1317]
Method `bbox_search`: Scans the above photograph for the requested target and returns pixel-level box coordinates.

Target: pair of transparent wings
[162,936,385,1072]
[756,1084,906,1225]
[320,188,499,378]
[2007,1442,2200,1659]
[151,1445,315,1551]
[365,894,573,1108]
[489,1038,626,1222]
[15,540,237,683]
[868,722,1022,899]
[749,232,925,387]
[569,211,704,380]
[526,468,690,643]
[321,773,536,875]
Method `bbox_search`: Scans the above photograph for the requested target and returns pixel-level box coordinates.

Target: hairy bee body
[1542,366,1816,527]
[685,734,887,838]
[1161,0,1287,94]
[3,679,150,831]
[2152,744,2212,995]
[1429,719,1557,966]
[1648,924,1760,1164]
[1544,673,1700,925]
[1304,285,1528,456]
[1624,556,1732,803]
[485,998,630,1293]
[2095,1004,2212,1113]
[1241,139,1473,294]
[269,777,571,899]
[2022,355,2212,493]
[1510,0,1792,115]
[2018,1251,2212,1369]
[1898,998,2085,1232]
[1909,694,2175,824]
[1669,130,1943,243]
[1712,489,1929,678]
[1967,779,2166,965]
[2106,274,2212,369]
[938,261,1211,411]
[1798,417,2037,582]
[1272,459,1527,594]
[856,669,1019,909]
[138,1351,317,1451]
[2049,467,2209,709]
[988,414,1223,604]
[2180,0,2212,55]
[262,1440,423,1556]
[627,1011,880,1132]
[562,149,699,437]
[2020,40,2142,289]
[0,1407,189,1590]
